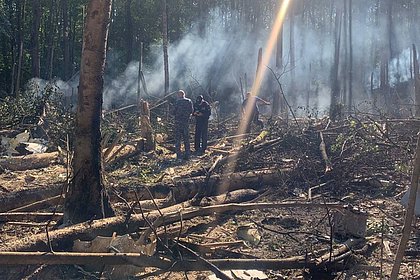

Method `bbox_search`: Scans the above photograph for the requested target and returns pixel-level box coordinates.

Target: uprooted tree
[63,0,114,225]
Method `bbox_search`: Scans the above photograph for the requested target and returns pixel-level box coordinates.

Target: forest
[0,0,420,279]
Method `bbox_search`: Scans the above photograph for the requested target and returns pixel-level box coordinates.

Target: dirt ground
[1,116,420,280]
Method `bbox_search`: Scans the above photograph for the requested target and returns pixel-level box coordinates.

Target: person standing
[193,95,211,154]
[241,92,270,132]
[173,90,193,160]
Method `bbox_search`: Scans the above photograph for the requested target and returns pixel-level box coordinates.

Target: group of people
[173,90,270,161]
[173,90,211,160]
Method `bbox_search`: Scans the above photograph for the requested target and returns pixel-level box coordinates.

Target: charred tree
[64,0,114,225]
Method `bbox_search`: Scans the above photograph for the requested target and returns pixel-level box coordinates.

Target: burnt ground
[1,114,420,280]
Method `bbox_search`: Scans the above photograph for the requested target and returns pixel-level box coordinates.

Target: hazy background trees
[0,0,419,117]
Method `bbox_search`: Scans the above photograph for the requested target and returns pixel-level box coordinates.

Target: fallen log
[117,168,292,203]
[105,144,139,166]
[0,212,63,223]
[135,189,260,212]
[1,167,289,213]
[0,240,364,271]
[0,252,307,269]
[0,152,62,172]
[8,195,63,212]
[5,221,57,227]
[0,184,63,212]
[0,202,345,252]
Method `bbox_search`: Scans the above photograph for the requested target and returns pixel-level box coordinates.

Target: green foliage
[0,92,45,129]
[45,88,75,149]
[366,218,393,236]
[0,0,419,96]
[0,3,11,37]
[0,80,75,149]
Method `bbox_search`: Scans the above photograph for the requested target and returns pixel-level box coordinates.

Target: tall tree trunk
[275,0,283,69]
[64,0,114,225]
[329,8,342,121]
[348,0,353,112]
[125,0,133,64]
[137,42,143,102]
[414,45,420,117]
[343,0,348,107]
[45,0,55,80]
[62,0,71,80]
[30,0,41,78]
[289,2,296,106]
[162,0,169,94]
[390,131,420,279]
[15,0,26,96]
[272,1,283,117]
[380,0,392,115]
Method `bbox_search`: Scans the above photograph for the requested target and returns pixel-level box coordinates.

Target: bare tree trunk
[139,100,155,151]
[275,13,283,69]
[380,0,392,115]
[256,47,262,78]
[30,0,41,78]
[162,0,169,94]
[289,2,296,106]
[45,0,55,80]
[62,0,71,80]
[273,13,283,117]
[343,0,348,107]
[414,45,420,117]
[125,0,133,64]
[329,8,342,121]
[390,132,420,279]
[137,42,143,102]
[64,0,114,225]
[15,0,26,96]
[348,0,353,113]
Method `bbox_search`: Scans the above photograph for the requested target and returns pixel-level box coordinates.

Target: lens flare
[218,0,291,194]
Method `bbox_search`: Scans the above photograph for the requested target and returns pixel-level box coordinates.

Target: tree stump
[332,206,368,238]
[138,100,155,151]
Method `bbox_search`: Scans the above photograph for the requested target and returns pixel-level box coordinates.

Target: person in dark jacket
[193,95,211,154]
[241,92,270,133]
[173,90,194,160]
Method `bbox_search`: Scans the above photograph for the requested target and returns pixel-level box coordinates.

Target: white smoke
[101,4,419,115]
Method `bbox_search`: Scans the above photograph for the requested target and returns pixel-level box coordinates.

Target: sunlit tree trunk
[390,132,420,279]
[64,0,114,225]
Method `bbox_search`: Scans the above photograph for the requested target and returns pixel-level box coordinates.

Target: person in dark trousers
[173,90,194,160]
[241,92,270,133]
[193,95,211,154]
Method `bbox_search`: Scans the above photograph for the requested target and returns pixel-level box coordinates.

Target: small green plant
[366,219,391,236]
